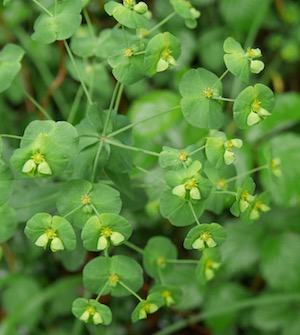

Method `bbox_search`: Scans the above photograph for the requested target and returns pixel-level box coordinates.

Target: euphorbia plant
[1,1,300,335]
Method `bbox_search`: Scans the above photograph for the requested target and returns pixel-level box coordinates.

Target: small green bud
[79,310,90,323]
[250,60,265,74]
[172,184,186,198]
[35,233,49,248]
[134,1,148,14]
[38,160,52,175]
[257,107,271,118]
[92,312,103,325]
[156,58,169,72]
[192,238,205,250]
[190,186,201,200]
[190,7,201,19]
[162,290,175,306]
[50,237,64,252]
[97,235,109,250]
[239,199,250,213]
[206,237,217,248]
[271,158,282,178]
[249,208,260,220]
[22,159,36,173]
[138,307,147,320]
[224,150,236,165]
[247,111,261,126]
[82,205,93,214]
[110,232,125,245]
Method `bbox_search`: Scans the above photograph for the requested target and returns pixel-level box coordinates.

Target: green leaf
[56,179,122,228]
[72,298,112,325]
[143,236,177,280]
[220,220,264,275]
[0,205,17,243]
[184,223,227,251]
[233,84,275,129]
[0,44,25,93]
[179,68,224,129]
[70,25,98,58]
[31,0,83,44]
[0,160,14,206]
[204,282,250,332]
[260,232,300,291]
[104,1,149,29]
[81,214,132,251]
[144,32,181,76]
[223,37,249,82]
[258,133,300,207]
[83,255,144,297]
[205,131,227,168]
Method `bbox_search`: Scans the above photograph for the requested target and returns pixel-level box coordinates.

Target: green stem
[54,0,58,16]
[154,293,300,335]
[91,204,101,216]
[212,69,229,88]
[189,145,206,156]
[188,201,201,225]
[124,241,144,254]
[67,86,83,124]
[63,40,93,105]
[114,83,124,112]
[133,51,146,56]
[147,12,177,35]
[135,165,166,184]
[0,134,23,140]
[105,139,160,157]
[225,164,268,183]
[107,105,180,139]
[83,8,96,38]
[165,259,198,265]
[91,140,103,183]
[213,190,237,196]
[63,205,82,219]
[95,281,109,301]
[213,97,235,102]
[32,0,53,17]
[118,280,143,302]
[22,88,53,120]
[103,81,121,136]
[157,267,165,285]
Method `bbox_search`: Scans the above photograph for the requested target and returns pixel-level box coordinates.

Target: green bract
[31,0,83,44]
[83,255,143,297]
[196,248,221,285]
[104,1,149,29]
[56,179,122,228]
[144,32,181,76]
[160,160,212,226]
[179,68,224,129]
[72,298,112,325]
[233,84,275,128]
[170,0,201,29]
[206,131,243,167]
[81,214,132,251]
[0,44,25,93]
[10,120,78,177]
[24,213,76,252]
[184,223,227,251]
[223,37,265,83]
[149,284,182,307]
[131,293,164,322]
[143,236,177,280]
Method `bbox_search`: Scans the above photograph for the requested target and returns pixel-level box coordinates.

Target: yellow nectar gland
[162,48,172,61]
[246,47,256,58]
[185,179,197,189]
[81,194,91,205]
[203,87,213,98]
[101,227,113,238]
[45,229,56,239]
[32,152,45,164]
[109,274,119,286]
[200,231,211,242]
[87,306,96,315]
[241,190,249,201]
[178,151,188,162]
[123,0,135,7]
[156,257,166,266]
[124,47,134,58]
[217,179,226,190]
[162,290,171,298]
[251,99,261,112]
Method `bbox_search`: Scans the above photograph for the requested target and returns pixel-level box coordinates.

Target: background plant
[1,0,300,335]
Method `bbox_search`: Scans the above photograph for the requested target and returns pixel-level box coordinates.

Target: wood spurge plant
[1,0,300,334]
